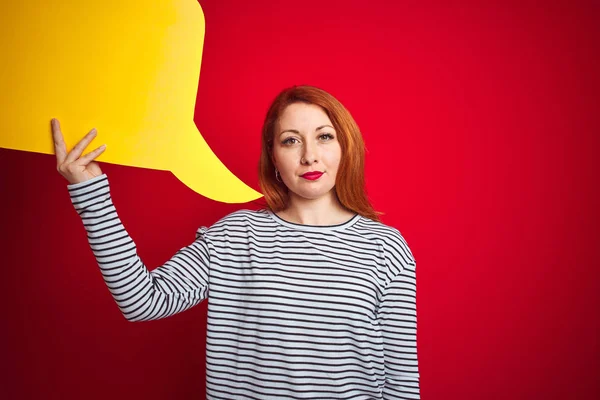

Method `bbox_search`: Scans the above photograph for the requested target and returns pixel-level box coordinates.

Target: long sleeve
[68,174,210,322]
[378,261,420,399]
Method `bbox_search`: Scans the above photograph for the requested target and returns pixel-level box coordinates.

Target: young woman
[52,85,420,399]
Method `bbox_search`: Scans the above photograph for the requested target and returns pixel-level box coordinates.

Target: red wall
[1,0,598,398]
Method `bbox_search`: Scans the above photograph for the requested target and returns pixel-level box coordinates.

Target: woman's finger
[51,118,67,166]
[77,144,107,165]
[64,128,98,165]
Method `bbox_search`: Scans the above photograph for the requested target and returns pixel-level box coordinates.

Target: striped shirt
[68,173,420,400]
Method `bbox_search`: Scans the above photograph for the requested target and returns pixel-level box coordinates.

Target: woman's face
[272,102,342,203]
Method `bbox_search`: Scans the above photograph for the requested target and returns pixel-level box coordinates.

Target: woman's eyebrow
[279,125,335,136]
[316,125,334,131]
[279,129,300,136]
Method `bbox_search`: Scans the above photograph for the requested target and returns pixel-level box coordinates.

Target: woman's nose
[301,144,318,165]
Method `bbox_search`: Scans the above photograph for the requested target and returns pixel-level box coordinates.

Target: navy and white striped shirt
[68,173,420,399]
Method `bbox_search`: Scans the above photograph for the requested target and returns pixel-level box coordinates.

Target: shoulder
[353,217,413,256]
[210,209,270,229]
[353,216,416,275]
[352,216,403,239]
[196,209,272,237]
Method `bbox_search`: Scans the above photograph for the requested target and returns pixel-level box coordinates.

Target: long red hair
[258,85,381,222]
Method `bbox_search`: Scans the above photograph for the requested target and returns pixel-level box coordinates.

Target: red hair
[258,85,381,222]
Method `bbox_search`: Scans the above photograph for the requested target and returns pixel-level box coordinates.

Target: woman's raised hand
[52,118,107,185]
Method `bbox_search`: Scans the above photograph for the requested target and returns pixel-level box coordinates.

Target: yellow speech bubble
[0,0,262,203]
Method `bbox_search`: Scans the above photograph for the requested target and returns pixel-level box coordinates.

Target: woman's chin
[289,187,336,202]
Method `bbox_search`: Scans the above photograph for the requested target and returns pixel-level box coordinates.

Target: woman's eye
[319,133,335,141]
[282,137,299,145]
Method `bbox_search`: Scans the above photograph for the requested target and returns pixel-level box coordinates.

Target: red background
[1,0,598,398]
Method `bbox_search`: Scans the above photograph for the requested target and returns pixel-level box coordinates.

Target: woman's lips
[301,172,324,180]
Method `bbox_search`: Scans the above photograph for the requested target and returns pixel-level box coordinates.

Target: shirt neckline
[266,210,361,232]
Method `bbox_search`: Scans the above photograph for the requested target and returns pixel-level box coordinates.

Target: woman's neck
[277,191,355,226]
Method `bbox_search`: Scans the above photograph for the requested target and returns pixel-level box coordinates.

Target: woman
[53,85,420,399]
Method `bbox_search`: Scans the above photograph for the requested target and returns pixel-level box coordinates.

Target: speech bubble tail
[169,122,263,203]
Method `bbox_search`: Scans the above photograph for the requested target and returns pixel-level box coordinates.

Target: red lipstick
[301,172,324,180]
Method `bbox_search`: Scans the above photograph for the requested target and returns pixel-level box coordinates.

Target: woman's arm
[378,262,420,399]
[68,173,210,321]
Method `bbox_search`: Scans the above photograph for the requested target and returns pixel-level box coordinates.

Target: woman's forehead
[278,103,333,129]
